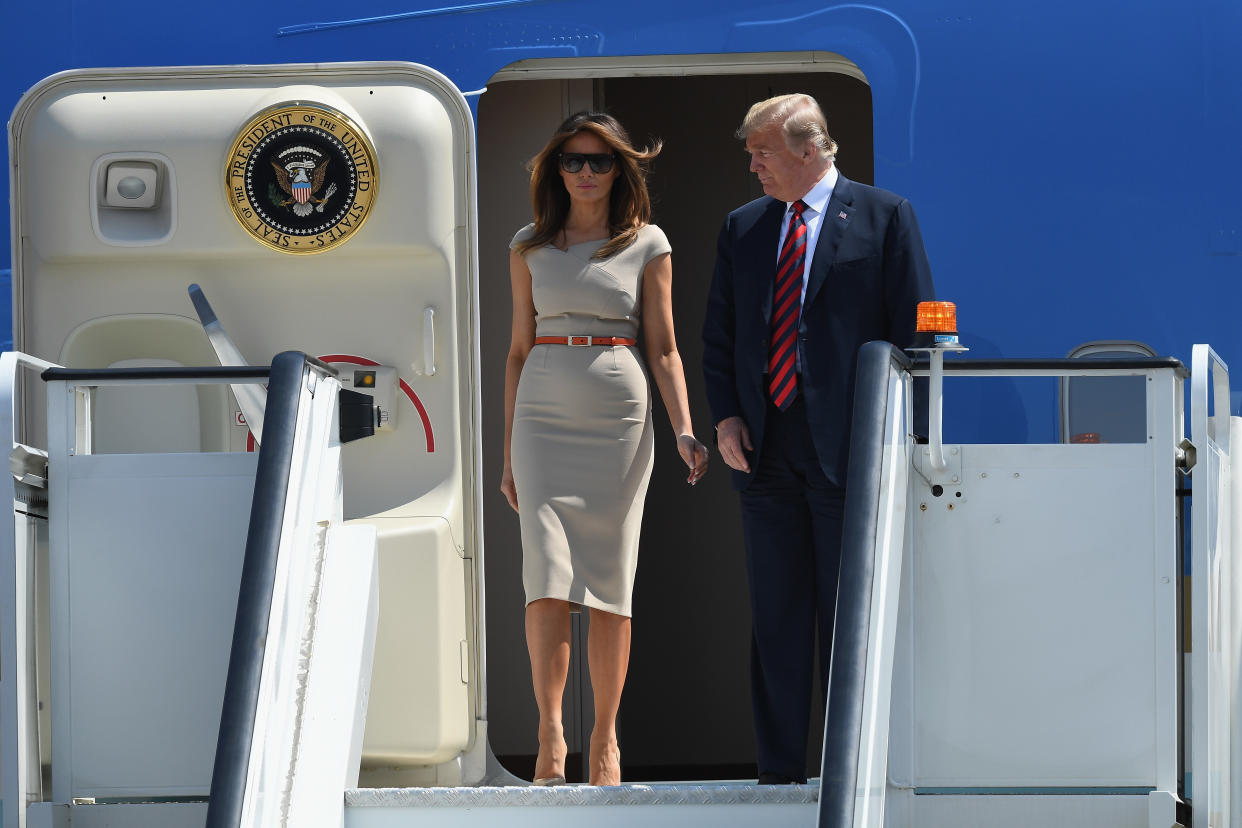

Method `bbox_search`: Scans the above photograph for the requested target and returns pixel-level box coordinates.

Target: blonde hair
[736,93,838,160]
[515,112,662,260]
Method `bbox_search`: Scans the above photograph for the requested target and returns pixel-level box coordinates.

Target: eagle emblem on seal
[225,101,379,254]
[268,146,338,217]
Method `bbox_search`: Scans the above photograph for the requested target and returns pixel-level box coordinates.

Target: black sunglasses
[559,152,616,174]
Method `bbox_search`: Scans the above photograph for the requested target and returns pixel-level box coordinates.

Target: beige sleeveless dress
[510,223,671,617]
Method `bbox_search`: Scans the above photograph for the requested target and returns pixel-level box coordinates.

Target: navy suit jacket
[702,174,935,490]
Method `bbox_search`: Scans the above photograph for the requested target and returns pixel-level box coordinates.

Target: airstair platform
[344,782,819,827]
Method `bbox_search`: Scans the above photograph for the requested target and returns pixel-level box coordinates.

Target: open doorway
[476,60,873,783]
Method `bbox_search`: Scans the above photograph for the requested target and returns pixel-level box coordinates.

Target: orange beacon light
[915,301,959,347]
[910,300,966,476]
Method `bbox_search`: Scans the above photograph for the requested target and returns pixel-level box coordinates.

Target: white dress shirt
[777,164,839,302]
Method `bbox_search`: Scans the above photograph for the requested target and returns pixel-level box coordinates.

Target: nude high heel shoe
[533,736,567,786]
[533,774,567,786]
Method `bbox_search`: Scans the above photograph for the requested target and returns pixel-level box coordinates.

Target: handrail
[205,351,334,828]
[40,365,273,382]
[819,341,912,828]
[908,355,1187,377]
[1192,345,1231,452]
[1,351,59,828]
[1188,343,1232,828]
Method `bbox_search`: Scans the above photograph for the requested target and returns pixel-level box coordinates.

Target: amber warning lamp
[914,301,960,348]
[908,300,967,477]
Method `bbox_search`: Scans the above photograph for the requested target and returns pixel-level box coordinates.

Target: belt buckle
[568,335,592,346]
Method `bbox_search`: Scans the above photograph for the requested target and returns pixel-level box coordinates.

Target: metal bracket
[10,443,48,488]
[1175,436,1196,475]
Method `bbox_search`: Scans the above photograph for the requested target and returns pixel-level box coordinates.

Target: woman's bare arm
[641,252,708,484]
[502,248,537,510]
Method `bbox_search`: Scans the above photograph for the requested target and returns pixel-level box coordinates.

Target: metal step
[345,782,819,827]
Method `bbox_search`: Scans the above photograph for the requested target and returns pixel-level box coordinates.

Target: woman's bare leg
[587,608,631,786]
[526,598,572,782]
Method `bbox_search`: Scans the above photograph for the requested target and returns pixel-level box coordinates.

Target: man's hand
[715,416,753,473]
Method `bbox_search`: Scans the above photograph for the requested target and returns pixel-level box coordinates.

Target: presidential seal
[225,102,378,254]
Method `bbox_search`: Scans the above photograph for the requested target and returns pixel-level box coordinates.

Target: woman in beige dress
[502,112,708,786]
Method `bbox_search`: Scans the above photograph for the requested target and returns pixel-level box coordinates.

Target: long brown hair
[514,112,662,260]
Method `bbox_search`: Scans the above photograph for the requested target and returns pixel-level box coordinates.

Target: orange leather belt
[534,335,637,346]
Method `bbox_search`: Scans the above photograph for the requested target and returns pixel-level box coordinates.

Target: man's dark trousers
[741,394,844,783]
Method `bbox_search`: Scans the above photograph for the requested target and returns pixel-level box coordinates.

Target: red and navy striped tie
[768,200,808,410]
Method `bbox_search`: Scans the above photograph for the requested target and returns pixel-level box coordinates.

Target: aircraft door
[9,62,485,784]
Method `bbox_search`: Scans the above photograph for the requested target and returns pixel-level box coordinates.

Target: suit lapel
[749,198,787,324]
[804,174,855,309]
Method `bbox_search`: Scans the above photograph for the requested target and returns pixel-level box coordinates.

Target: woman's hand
[676,433,709,486]
[501,464,519,512]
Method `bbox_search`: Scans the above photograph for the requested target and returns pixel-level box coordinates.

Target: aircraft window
[1060,341,1157,444]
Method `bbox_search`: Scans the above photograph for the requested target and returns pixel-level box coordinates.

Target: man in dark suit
[701,93,934,784]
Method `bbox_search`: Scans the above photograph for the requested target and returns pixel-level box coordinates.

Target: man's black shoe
[757,772,802,785]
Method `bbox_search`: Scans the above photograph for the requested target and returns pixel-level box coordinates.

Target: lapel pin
[838,211,849,221]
